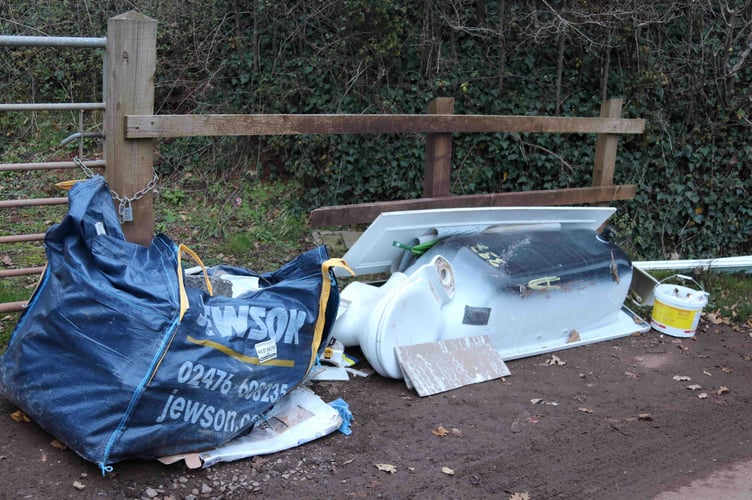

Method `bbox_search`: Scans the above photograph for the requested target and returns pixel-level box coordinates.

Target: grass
[683,270,752,322]
[151,170,311,268]
[0,276,38,350]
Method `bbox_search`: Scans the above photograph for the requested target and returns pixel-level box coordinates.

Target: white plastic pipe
[634,256,752,272]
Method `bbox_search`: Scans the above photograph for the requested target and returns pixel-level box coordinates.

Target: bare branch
[730,29,752,75]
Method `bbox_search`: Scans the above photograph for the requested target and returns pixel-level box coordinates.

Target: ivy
[2,0,750,260]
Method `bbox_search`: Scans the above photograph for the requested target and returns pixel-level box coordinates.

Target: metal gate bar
[1,34,106,313]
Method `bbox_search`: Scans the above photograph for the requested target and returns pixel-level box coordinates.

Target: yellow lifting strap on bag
[308,258,354,372]
[176,244,214,321]
[55,179,86,190]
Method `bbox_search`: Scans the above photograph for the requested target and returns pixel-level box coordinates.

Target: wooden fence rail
[122,97,644,231]
[125,113,643,137]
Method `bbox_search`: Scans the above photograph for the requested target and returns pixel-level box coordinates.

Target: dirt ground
[1,317,751,500]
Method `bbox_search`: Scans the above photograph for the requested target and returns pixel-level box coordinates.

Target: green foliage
[2,0,751,263]
[209,0,748,262]
[281,134,426,208]
[152,173,308,266]
[0,312,20,351]
[3,0,752,340]
[220,232,255,256]
[160,187,186,206]
[0,279,33,350]
[703,272,752,321]
[0,278,31,306]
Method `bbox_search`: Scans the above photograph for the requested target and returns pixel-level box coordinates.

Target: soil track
[1,319,751,499]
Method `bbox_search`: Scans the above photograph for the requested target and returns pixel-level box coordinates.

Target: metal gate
[0,35,106,313]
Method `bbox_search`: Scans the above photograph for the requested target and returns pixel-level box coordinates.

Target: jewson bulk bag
[0,176,344,472]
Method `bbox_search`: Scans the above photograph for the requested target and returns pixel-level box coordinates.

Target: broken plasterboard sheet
[395,335,511,397]
[158,386,342,469]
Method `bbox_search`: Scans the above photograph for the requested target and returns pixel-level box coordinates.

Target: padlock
[119,199,134,223]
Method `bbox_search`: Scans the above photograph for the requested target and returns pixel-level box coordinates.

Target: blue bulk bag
[0,176,344,472]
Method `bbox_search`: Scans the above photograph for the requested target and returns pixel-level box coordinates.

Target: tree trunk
[498,0,507,93]
[600,47,610,103]
[555,33,565,114]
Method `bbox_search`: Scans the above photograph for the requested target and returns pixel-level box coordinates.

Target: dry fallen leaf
[1,255,12,266]
[632,317,646,327]
[10,410,31,423]
[545,355,566,366]
[450,427,463,437]
[567,330,580,343]
[672,375,691,381]
[638,413,654,421]
[509,491,530,500]
[50,439,67,450]
[698,393,708,399]
[432,425,449,437]
[705,310,731,325]
[509,492,530,500]
[717,386,730,395]
[72,481,85,491]
[441,466,455,476]
[530,398,543,405]
[375,463,397,474]
[722,366,733,374]
[578,407,593,414]
[687,384,702,391]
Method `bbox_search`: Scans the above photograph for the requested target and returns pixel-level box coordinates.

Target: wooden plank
[395,335,511,397]
[309,185,637,227]
[423,98,454,197]
[592,98,623,188]
[104,11,157,246]
[126,113,645,139]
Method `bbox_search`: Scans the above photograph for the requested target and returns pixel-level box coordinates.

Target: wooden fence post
[592,98,623,190]
[423,97,455,198]
[104,11,157,245]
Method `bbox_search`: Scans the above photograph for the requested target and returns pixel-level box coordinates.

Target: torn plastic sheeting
[328,398,353,436]
[159,386,345,469]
